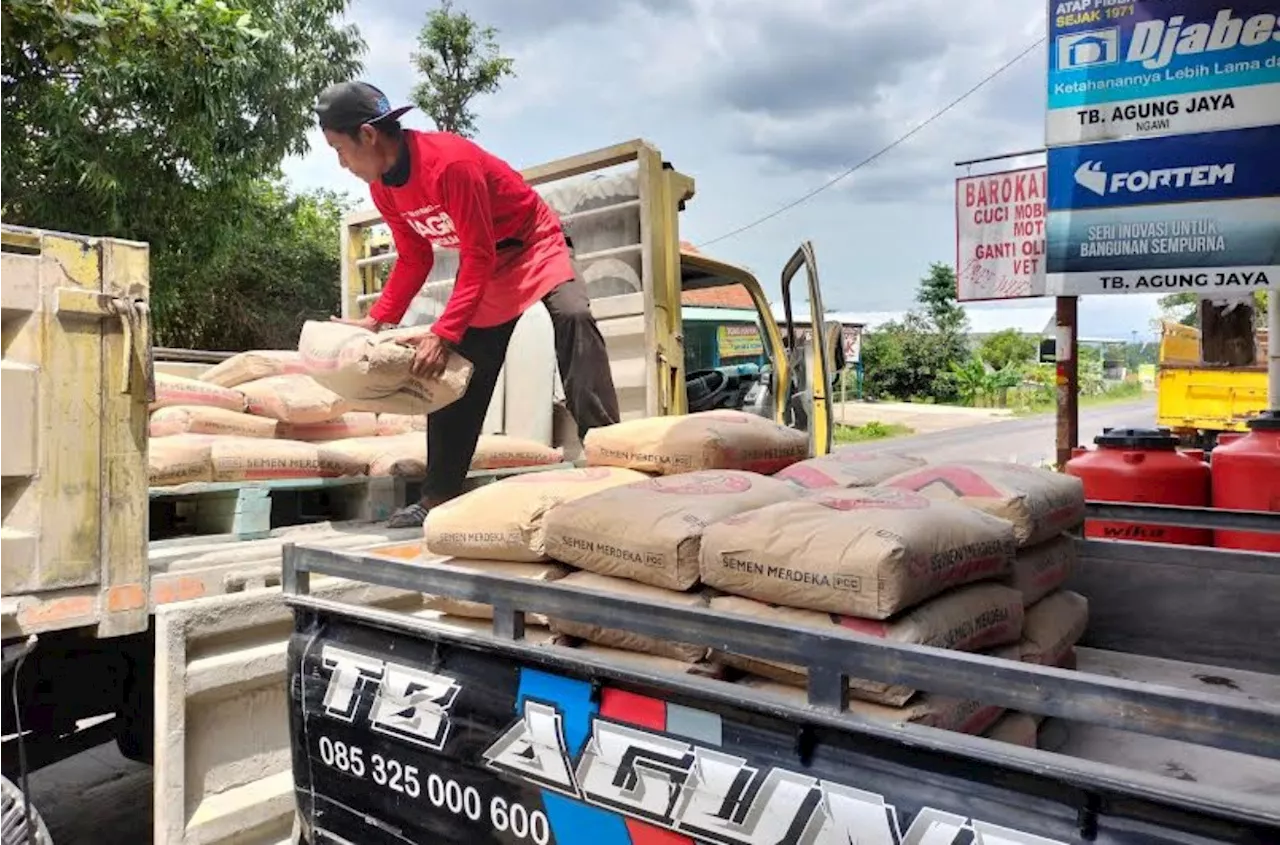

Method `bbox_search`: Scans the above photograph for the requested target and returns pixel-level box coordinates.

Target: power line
[697,37,1047,249]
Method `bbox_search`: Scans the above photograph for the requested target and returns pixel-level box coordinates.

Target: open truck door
[776,241,834,457]
[678,241,833,456]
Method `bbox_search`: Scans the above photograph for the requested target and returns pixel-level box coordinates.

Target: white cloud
[281,0,1165,336]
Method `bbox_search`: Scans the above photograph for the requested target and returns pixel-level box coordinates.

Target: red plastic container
[1211,410,1280,552]
[1065,427,1211,545]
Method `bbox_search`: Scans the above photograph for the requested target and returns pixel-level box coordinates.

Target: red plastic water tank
[1211,410,1280,552]
[1065,427,1211,545]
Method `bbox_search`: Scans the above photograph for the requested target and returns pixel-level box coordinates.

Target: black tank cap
[1245,410,1280,430]
[1093,426,1179,450]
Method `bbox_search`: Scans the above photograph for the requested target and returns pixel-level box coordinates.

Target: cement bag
[152,373,246,412]
[471,435,564,470]
[1005,534,1076,606]
[376,413,426,436]
[885,460,1086,547]
[983,712,1040,748]
[738,672,1008,736]
[279,412,378,442]
[199,350,306,388]
[238,374,351,425]
[149,435,213,486]
[149,406,277,439]
[425,466,648,561]
[317,434,425,477]
[543,470,802,591]
[699,486,1016,619]
[423,560,568,624]
[709,583,1024,705]
[372,446,428,477]
[775,450,926,489]
[1019,590,1089,666]
[209,436,364,482]
[546,571,709,663]
[583,409,809,475]
[298,320,473,415]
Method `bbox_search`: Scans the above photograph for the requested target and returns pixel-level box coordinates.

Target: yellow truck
[0,139,837,844]
[1155,320,1269,447]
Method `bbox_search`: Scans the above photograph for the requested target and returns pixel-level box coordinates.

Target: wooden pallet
[149,463,573,541]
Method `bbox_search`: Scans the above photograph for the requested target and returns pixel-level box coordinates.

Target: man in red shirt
[316,81,619,526]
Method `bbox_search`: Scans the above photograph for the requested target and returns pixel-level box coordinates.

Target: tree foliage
[2,0,365,348]
[155,184,350,350]
[861,265,970,403]
[917,262,968,336]
[411,0,515,138]
[976,328,1038,371]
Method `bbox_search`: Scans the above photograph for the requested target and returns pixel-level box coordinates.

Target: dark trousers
[420,277,621,504]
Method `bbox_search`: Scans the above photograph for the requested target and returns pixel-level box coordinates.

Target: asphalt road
[846,399,1156,465]
[25,398,1157,844]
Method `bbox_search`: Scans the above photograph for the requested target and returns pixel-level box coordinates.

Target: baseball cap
[315,81,413,132]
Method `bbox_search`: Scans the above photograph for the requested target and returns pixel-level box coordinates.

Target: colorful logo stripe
[514,668,724,845]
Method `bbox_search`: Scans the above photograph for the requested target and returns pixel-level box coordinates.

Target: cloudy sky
[282,0,1170,339]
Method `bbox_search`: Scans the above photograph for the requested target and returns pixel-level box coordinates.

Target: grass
[1012,382,1147,416]
[834,420,914,444]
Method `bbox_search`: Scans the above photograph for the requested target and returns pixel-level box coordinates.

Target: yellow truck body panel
[1154,320,1269,435]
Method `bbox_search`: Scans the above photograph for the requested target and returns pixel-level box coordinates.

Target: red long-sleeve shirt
[367,131,574,343]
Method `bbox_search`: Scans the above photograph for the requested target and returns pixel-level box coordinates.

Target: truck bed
[1055,648,1280,798]
[282,507,1280,844]
[363,616,1280,801]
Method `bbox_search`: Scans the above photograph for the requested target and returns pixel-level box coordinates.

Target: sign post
[1055,297,1079,469]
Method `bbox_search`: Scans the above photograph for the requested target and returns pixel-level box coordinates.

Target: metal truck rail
[282,502,1280,844]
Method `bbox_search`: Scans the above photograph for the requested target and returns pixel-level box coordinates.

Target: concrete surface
[833,399,1014,434]
[24,399,1157,844]
[845,399,1155,466]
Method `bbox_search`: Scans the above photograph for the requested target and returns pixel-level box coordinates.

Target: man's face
[324,126,382,184]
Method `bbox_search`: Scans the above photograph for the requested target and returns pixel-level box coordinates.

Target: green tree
[2,0,364,348]
[862,313,960,403]
[949,356,988,407]
[976,328,1037,371]
[917,261,968,335]
[861,264,974,404]
[411,0,515,137]
[155,183,350,350]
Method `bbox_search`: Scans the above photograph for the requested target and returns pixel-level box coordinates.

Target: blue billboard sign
[1046,1,1280,146]
[1046,124,1280,211]
[1045,126,1279,296]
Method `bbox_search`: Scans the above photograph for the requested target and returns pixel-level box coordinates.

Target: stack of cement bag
[879,460,1090,744]
[416,411,812,660]
[414,413,1089,744]
[147,338,557,486]
[699,483,1025,736]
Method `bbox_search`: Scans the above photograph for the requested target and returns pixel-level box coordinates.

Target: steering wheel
[685,369,733,413]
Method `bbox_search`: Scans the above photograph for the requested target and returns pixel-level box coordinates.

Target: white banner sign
[955,166,1048,301]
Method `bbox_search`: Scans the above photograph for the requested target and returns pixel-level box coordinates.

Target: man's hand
[330,314,384,331]
[396,331,449,379]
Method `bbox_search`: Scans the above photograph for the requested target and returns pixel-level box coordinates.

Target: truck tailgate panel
[289,606,1276,845]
